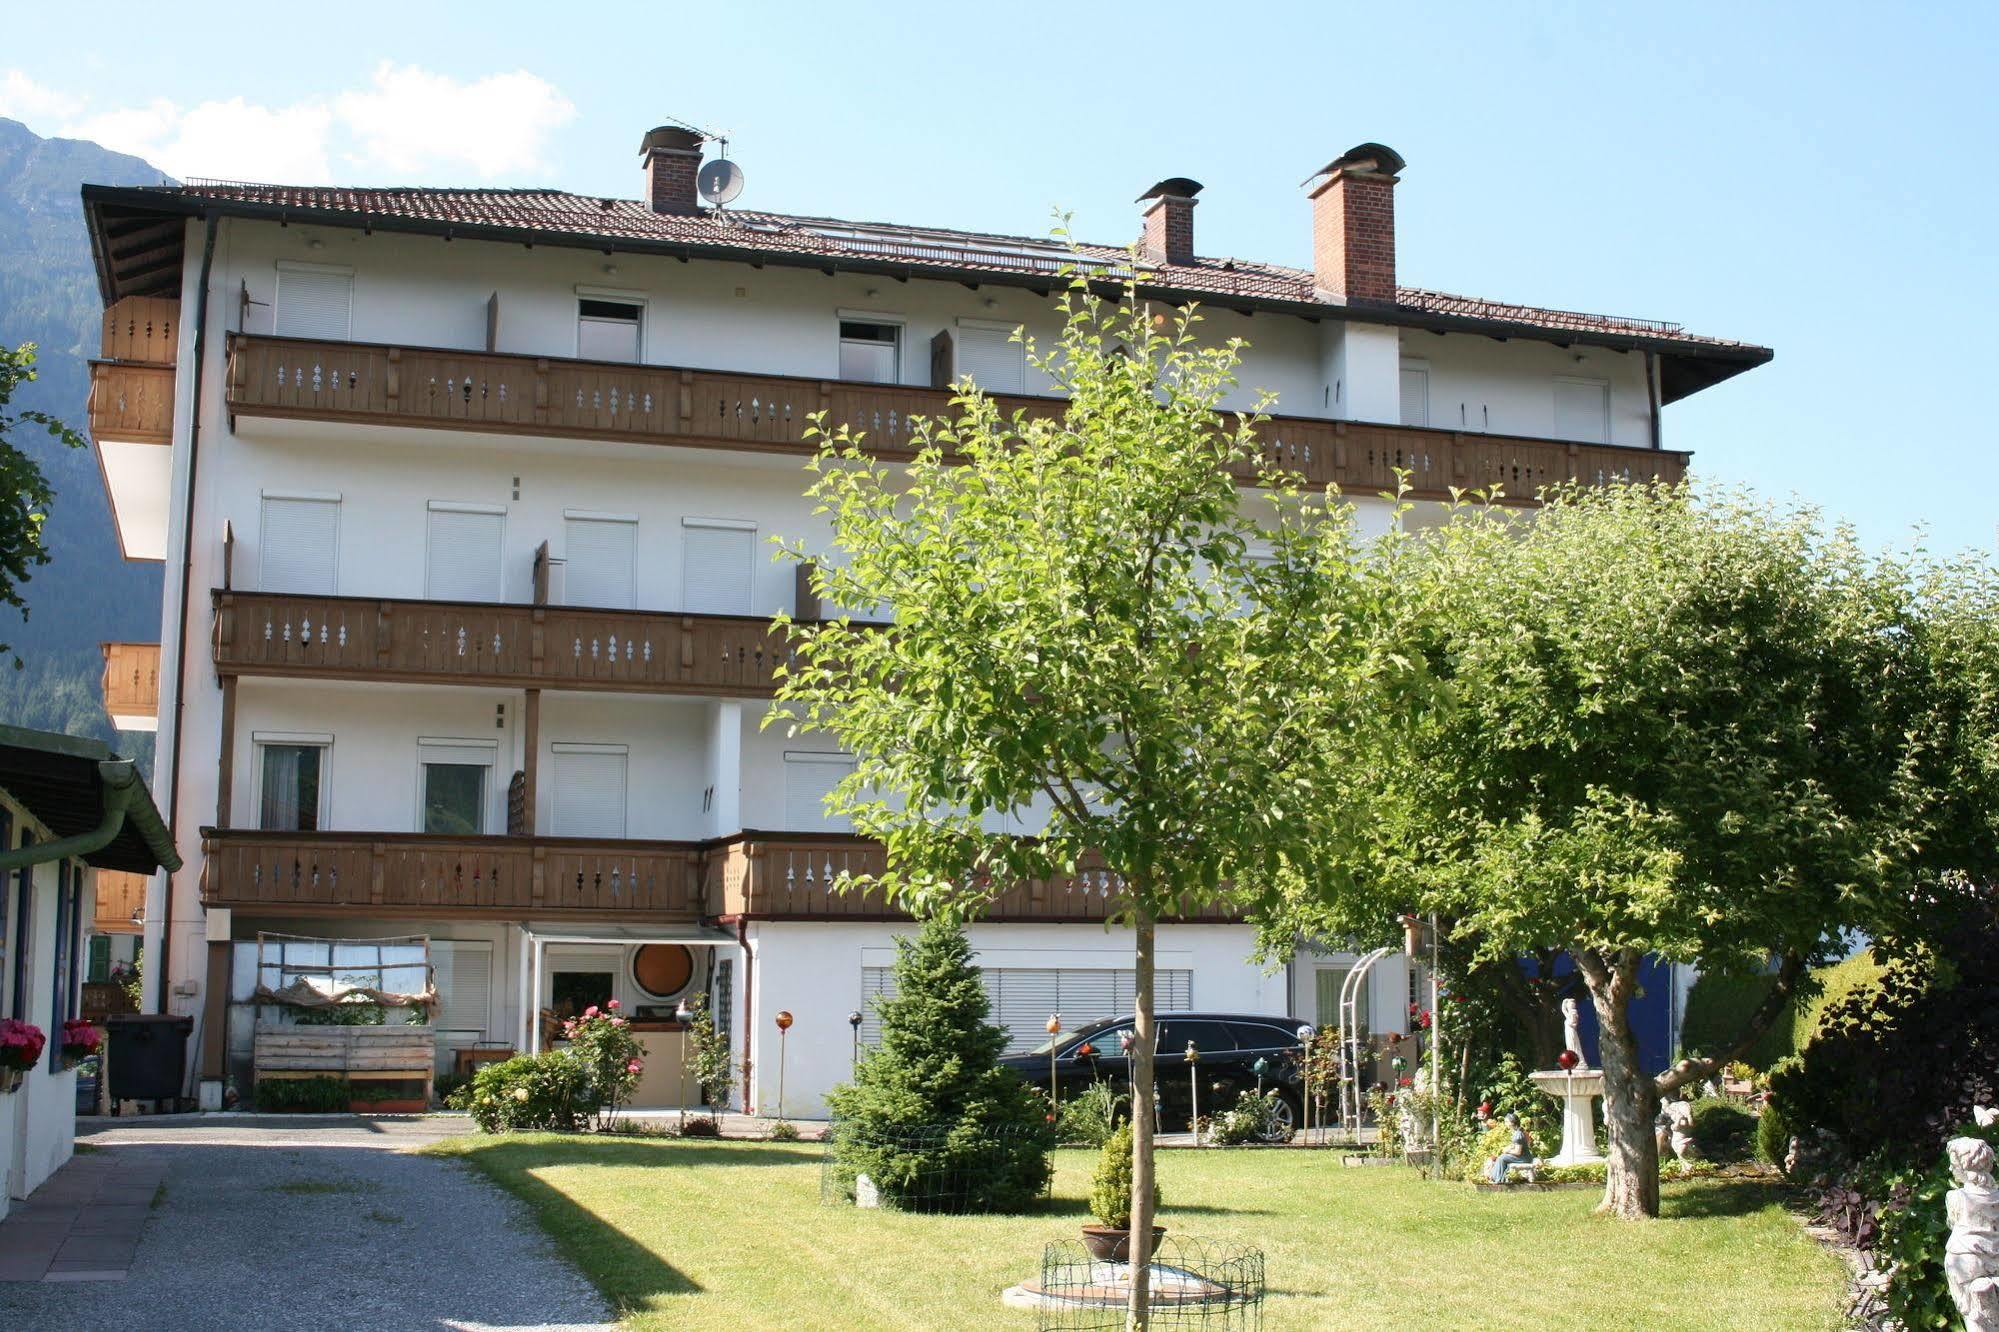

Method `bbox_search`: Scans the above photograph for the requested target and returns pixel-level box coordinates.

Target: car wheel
[1263,1092,1300,1142]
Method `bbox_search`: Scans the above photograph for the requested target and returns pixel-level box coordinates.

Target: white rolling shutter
[859,965,1193,1052]
[955,324,1025,394]
[682,521,756,615]
[564,515,636,609]
[1553,378,1610,444]
[275,265,353,340]
[260,495,339,594]
[1399,367,1430,427]
[431,940,493,1046]
[784,753,855,832]
[551,745,627,838]
[425,504,505,602]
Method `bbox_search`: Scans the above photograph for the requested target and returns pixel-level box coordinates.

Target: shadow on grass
[1035,1192,1275,1220]
[1660,1176,1787,1220]
[447,1135,818,1171]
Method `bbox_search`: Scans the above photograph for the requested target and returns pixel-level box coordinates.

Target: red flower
[1398,1076,1413,1088]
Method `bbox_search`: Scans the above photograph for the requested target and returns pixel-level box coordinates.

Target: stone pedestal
[1530,1070,1606,1167]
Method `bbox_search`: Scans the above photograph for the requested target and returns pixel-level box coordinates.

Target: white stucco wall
[1397,328,1654,447]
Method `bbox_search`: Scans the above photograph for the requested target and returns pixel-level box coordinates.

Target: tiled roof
[151,180,1760,355]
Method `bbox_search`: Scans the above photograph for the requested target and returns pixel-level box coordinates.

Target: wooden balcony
[100,641,160,729]
[93,868,150,934]
[212,590,792,697]
[201,829,707,920]
[711,832,1241,925]
[88,361,176,444]
[224,333,1687,500]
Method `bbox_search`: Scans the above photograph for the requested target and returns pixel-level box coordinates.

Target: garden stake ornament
[1047,1013,1062,1121]
[774,1009,793,1123]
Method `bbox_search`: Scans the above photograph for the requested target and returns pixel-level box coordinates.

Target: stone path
[0,1150,168,1282]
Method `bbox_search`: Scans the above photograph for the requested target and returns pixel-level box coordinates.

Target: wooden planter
[254,1025,434,1109]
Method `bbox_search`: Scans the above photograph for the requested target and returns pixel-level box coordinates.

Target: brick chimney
[1305,143,1405,305]
[1136,177,1202,266]
[640,125,704,215]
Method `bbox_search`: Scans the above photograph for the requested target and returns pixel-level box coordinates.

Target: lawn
[422,1135,1847,1331]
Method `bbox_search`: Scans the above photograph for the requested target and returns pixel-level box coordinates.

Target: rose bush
[562,1001,644,1129]
[465,1051,599,1133]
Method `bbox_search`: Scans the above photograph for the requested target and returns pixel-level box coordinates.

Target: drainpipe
[737,917,754,1113]
[156,211,220,1015]
[0,762,179,872]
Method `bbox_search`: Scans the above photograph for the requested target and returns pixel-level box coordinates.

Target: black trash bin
[105,1014,192,1111]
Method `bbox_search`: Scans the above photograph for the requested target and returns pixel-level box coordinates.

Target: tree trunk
[1126,902,1157,1331]
[1579,950,1660,1219]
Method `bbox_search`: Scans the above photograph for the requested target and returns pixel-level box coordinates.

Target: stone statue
[1945,1131,1999,1332]
[1658,1099,1700,1161]
[1560,997,1588,1071]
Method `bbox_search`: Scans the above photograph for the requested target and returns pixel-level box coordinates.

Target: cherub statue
[1560,997,1589,1071]
[1946,1131,1999,1332]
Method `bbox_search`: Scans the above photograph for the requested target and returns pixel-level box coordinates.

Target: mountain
[0,117,170,764]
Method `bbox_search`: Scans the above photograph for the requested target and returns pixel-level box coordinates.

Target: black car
[999,1011,1311,1139]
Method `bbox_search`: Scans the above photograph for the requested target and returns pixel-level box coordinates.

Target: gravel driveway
[0,1116,616,1331]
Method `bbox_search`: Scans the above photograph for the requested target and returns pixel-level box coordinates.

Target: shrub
[1089,1122,1160,1229]
[1876,1119,1999,1329]
[561,1002,644,1128]
[1680,971,1796,1070]
[1207,1088,1288,1146]
[678,1115,722,1138]
[1689,1096,1756,1163]
[256,1074,347,1112]
[465,1052,599,1133]
[1474,1052,1547,1137]
[683,993,735,1109]
[1755,1098,1790,1168]
[767,1119,801,1142]
[1056,1080,1126,1148]
[826,917,1053,1211]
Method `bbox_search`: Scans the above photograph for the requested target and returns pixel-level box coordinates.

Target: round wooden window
[632,944,694,999]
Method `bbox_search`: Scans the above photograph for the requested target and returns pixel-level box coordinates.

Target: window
[859,965,1193,1052]
[682,519,756,615]
[1157,1018,1239,1059]
[632,944,695,1000]
[1226,1020,1302,1052]
[50,862,81,1069]
[1399,365,1430,428]
[10,834,33,1020]
[564,514,637,609]
[1315,967,1370,1034]
[257,737,329,831]
[955,322,1025,395]
[577,297,642,362]
[1553,376,1610,444]
[551,744,627,838]
[418,740,495,835]
[274,262,353,340]
[784,752,856,832]
[838,320,901,384]
[550,970,614,1021]
[87,935,111,984]
[260,494,340,595]
[425,503,505,603]
[0,807,10,1017]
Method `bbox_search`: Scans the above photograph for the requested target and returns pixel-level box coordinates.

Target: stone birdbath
[1529,1068,1606,1165]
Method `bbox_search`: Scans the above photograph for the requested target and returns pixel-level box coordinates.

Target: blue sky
[9,1,1995,552]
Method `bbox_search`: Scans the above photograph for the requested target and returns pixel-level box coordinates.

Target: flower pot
[1080,1224,1166,1262]
[0,1066,23,1094]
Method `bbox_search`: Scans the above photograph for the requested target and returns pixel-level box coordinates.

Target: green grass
[423,1136,1846,1331]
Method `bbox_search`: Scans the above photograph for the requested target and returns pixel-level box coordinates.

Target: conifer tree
[827,916,1052,1211]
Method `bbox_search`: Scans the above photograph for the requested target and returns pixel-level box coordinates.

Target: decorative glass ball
[1558,1049,1580,1070]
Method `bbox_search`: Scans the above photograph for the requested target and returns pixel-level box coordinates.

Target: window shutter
[1553,379,1610,444]
[564,517,636,609]
[682,524,755,615]
[260,496,339,594]
[425,506,505,602]
[431,940,493,1042]
[955,325,1024,394]
[784,754,854,832]
[275,267,353,340]
[1399,367,1429,427]
[551,747,627,838]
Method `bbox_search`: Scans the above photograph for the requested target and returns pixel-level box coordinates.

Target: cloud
[3,63,574,185]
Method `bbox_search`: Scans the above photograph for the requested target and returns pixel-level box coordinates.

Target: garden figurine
[1489,1112,1534,1183]
[1560,997,1588,1071]
[1658,1099,1700,1161]
[1945,1131,1999,1332]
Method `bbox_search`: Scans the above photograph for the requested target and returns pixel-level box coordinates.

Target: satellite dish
[698,158,744,206]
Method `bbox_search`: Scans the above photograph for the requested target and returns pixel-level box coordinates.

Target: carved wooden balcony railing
[711,832,1241,924]
[212,590,793,697]
[89,296,180,445]
[200,829,708,919]
[92,869,150,933]
[224,333,1688,500]
[100,641,160,727]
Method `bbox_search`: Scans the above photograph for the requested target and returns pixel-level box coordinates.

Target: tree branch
[1655,949,1807,1097]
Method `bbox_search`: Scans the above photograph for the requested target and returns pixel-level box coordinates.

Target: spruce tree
[827,916,1053,1211]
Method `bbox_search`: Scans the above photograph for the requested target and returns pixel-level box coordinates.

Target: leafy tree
[0,342,85,664]
[774,270,1427,1321]
[825,916,1053,1212]
[1279,484,1962,1218]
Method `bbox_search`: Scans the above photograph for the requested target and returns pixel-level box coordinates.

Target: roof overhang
[95,436,173,561]
[0,725,180,874]
[79,185,1773,402]
[522,922,736,946]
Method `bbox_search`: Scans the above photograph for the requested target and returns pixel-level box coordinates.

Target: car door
[1155,1019,1239,1129]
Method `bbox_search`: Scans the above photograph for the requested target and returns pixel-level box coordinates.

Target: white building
[79,131,1768,1116]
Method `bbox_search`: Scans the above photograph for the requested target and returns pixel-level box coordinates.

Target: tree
[1293,484,1955,1218]
[0,343,85,664]
[825,916,1053,1212]
[773,270,1426,1324]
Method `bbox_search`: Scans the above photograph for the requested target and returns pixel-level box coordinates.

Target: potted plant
[1081,1122,1164,1262]
[0,1019,47,1092]
[59,1019,102,1071]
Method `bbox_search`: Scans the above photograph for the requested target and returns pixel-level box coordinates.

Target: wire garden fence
[1029,1237,1265,1329]
[819,1119,1056,1214]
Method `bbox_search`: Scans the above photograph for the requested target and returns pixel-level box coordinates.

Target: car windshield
[1027,1021,1123,1057]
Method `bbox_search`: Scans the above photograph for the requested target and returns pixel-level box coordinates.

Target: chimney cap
[1302,143,1406,188]
[639,125,706,158]
[1136,177,1204,204]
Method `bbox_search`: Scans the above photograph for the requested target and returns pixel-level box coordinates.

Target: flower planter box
[254,1024,434,1107]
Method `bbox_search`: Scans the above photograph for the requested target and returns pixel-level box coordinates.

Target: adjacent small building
[0,726,178,1216]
